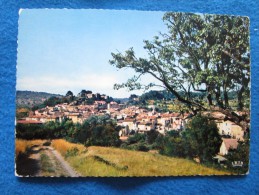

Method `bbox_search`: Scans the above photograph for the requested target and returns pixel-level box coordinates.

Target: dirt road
[45,146,80,177]
[16,143,80,177]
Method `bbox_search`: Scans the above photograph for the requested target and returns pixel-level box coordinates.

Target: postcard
[16,9,250,177]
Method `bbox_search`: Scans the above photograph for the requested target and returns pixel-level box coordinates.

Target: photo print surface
[16,9,250,177]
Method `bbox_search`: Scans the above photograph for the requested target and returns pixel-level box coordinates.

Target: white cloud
[17,74,116,94]
[17,70,162,98]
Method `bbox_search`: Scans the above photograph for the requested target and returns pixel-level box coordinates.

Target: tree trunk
[223,86,229,108]
[207,93,213,106]
[215,88,223,108]
[207,86,213,106]
[238,86,245,111]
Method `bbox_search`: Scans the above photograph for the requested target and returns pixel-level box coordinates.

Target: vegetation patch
[40,153,55,173]
[92,155,128,171]
[43,141,51,146]
[65,147,79,158]
[15,139,45,158]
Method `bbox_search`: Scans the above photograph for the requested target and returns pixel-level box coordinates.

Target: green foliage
[140,90,165,101]
[122,142,150,152]
[121,133,153,152]
[16,123,45,140]
[15,120,72,140]
[129,94,138,100]
[110,12,250,113]
[16,115,121,147]
[160,137,186,158]
[84,124,121,147]
[66,91,73,97]
[134,143,150,152]
[65,147,79,158]
[40,153,55,173]
[16,90,62,108]
[32,104,46,111]
[166,130,180,138]
[146,130,159,144]
[157,130,186,157]
[157,115,222,163]
[85,98,94,105]
[127,133,146,144]
[182,114,222,162]
[43,96,63,107]
[85,114,114,126]
[117,116,220,163]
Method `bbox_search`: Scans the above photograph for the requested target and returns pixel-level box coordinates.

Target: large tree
[110,12,250,129]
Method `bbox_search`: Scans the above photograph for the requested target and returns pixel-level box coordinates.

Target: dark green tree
[182,114,222,162]
[146,130,159,144]
[66,91,73,97]
[129,94,138,100]
[65,91,74,102]
[79,89,87,97]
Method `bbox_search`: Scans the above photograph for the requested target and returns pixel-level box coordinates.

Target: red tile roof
[17,120,43,124]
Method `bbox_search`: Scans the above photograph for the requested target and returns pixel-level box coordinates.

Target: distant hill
[113,98,129,104]
[16,90,63,108]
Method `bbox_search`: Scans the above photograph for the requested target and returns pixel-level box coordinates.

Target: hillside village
[15,11,251,177]
[17,90,248,159]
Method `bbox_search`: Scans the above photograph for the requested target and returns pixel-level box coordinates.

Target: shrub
[43,141,51,146]
[146,130,159,144]
[136,143,149,152]
[127,133,146,144]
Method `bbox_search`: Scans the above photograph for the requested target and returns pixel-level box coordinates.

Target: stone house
[217,120,244,140]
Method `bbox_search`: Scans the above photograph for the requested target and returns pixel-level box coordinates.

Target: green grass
[52,139,232,177]
[40,150,71,177]
[40,153,55,174]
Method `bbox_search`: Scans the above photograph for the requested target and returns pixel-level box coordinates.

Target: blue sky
[17,9,167,98]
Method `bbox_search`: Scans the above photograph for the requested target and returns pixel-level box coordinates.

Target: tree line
[16,115,121,147]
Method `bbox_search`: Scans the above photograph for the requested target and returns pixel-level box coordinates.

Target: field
[51,139,231,177]
[16,139,232,177]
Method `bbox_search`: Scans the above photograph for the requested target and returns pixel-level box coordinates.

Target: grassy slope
[52,139,231,177]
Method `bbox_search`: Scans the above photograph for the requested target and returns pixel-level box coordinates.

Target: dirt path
[16,144,80,177]
[44,146,80,177]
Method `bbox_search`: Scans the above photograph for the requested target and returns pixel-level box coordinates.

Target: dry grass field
[15,139,45,157]
[51,139,231,177]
